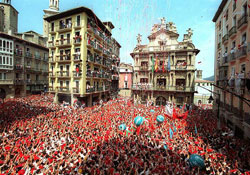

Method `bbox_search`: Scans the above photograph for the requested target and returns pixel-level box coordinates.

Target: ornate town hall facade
[131,18,199,106]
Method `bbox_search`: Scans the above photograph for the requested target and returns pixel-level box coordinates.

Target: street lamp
[208,95,214,104]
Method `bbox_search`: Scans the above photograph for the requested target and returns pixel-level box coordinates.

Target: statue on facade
[187,28,193,39]
[167,22,177,33]
[151,24,159,34]
[160,17,166,30]
[137,34,142,45]
[183,28,193,42]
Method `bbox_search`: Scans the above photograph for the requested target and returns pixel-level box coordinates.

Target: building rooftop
[0,32,48,51]
[44,6,112,36]
[0,2,18,13]
[212,0,227,22]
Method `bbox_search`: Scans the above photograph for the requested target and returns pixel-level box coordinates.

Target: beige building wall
[0,2,18,34]
[0,8,4,32]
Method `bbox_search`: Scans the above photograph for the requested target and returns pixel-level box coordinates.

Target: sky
[12,0,221,78]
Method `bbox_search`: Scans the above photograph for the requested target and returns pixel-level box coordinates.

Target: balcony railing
[58,87,70,93]
[222,34,228,43]
[57,71,70,77]
[25,52,33,58]
[35,54,41,60]
[237,15,248,29]
[59,39,71,46]
[95,57,102,65]
[229,26,237,38]
[74,36,82,44]
[236,46,247,58]
[57,55,71,62]
[15,65,23,70]
[15,79,24,85]
[87,40,95,48]
[87,55,94,62]
[175,65,187,70]
[73,71,82,77]
[73,88,80,93]
[222,56,228,64]
[59,23,72,30]
[86,88,95,93]
[74,54,81,61]
[132,84,194,92]
[228,52,236,61]
[140,66,148,71]
[97,87,104,91]
[0,79,14,85]
[15,49,23,56]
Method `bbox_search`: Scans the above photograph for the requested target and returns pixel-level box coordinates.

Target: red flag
[162,60,165,72]
[198,61,202,64]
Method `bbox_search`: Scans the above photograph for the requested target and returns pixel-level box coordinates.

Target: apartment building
[44,6,120,106]
[0,32,49,98]
[131,18,199,106]
[213,0,250,139]
[119,62,133,97]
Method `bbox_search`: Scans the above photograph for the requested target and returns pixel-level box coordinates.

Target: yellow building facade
[45,7,118,106]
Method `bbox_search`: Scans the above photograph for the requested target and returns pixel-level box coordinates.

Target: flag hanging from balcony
[198,61,202,64]
[167,54,171,72]
[162,60,165,72]
[151,56,155,73]
[155,56,159,72]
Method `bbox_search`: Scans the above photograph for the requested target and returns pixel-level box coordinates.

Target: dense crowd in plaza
[0,94,250,174]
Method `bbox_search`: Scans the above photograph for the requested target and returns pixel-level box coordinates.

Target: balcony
[15,65,23,71]
[25,65,31,69]
[15,49,23,57]
[73,71,82,78]
[94,44,103,53]
[25,52,33,59]
[35,54,41,60]
[57,55,71,63]
[49,57,56,63]
[222,56,228,64]
[94,57,103,65]
[93,28,104,41]
[58,23,72,33]
[58,87,70,93]
[49,72,55,77]
[222,34,228,44]
[175,65,187,70]
[73,87,80,93]
[103,49,110,56]
[228,52,236,61]
[87,39,95,48]
[140,66,148,71]
[97,87,104,91]
[15,79,24,85]
[112,75,119,80]
[131,84,195,92]
[87,55,94,62]
[74,36,82,45]
[228,26,237,38]
[48,41,55,48]
[74,21,81,29]
[57,71,70,78]
[0,79,14,85]
[104,86,110,91]
[74,54,81,62]
[58,39,71,48]
[236,46,247,59]
[49,87,55,92]
[86,87,95,93]
[237,15,248,30]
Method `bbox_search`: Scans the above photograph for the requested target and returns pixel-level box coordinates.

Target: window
[10,42,12,52]
[77,15,80,26]
[233,0,236,11]
[3,56,5,64]
[6,41,9,52]
[0,56,1,64]
[66,81,69,87]
[3,40,5,51]
[27,74,30,79]
[124,82,128,88]
[219,21,221,30]
[226,25,228,34]
[0,39,2,51]
[51,22,54,31]
[232,41,236,49]
[16,73,19,78]
[241,64,245,73]
[6,57,9,64]
[243,3,247,16]
[36,75,39,81]
[241,33,246,45]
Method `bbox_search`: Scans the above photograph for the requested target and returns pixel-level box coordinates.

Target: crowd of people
[0,94,250,174]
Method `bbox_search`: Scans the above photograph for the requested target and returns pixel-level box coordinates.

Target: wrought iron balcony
[228,52,236,61]
[222,34,228,43]
[0,79,14,85]
[57,71,70,77]
[237,15,248,29]
[229,26,237,38]
[58,87,70,93]
[25,52,33,58]
[74,36,82,44]
[236,46,247,59]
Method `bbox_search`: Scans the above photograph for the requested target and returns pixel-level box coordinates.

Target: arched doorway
[156,96,166,106]
[0,88,6,100]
